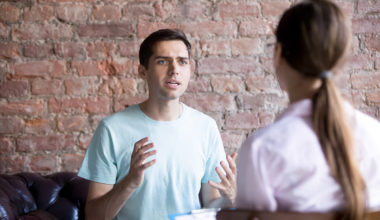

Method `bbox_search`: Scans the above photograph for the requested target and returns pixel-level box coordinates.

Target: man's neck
[139,99,183,121]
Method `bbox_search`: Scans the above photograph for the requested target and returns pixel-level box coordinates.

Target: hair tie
[319,71,332,79]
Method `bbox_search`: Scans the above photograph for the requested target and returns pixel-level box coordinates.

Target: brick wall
[0,0,379,174]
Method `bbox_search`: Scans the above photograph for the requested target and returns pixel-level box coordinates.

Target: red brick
[365,35,380,52]
[57,115,89,132]
[137,21,177,38]
[0,137,12,154]
[358,0,380,14]
[0,3,20,23]
[30,155,57,172]
[48,97,86,114]
[259,112,275,127]
[62,154,84,171]
[23,43,54,58]
[72,61,105,76]
[11,61,66,78]
[352,18,380,34]
[178,1,210,19]
[56,4,88,23]
[98,59,133,75]
[86,42,115,59]
[346,54,373,70]
[122,4,155,20]
[12,23,73,41]
[240,94,288,112]
[92,5,121,21]
[17,135,75,152]
[261,57,275,75]
[218,2,260,18]
[221,132,246,149]
[181,21,237,38]
[99,77,123,96]
[0,155,25,173]
[85,96,112,114]
[64,78,98,96]
[119,41,140,57]
[0,117,24,134]
[366,91,380,104]
[186,78,210,93]
[114,95,146,111]
[231,38,262,55]
[198,57,258,74]
[120,78,139,95]
[54,42,86,59]
[24,118,56,134]
[0,23,8,39]
[225,112,260,130]
[31,79,63,95]
[153,1,179,19]
[262,1,291,17]
[78,133,92,150]
[211,76,244,93]
[376,57,380,70]
[0,80,28,98]
[181,94,235,112]
[78,24,134,38]
[239,20,272,36]
[200,39,230,56]
[0,100,44,116]
[246,75,278,93]
[351,72,380,90]
[24,5,53,21]
[0,42,19,59]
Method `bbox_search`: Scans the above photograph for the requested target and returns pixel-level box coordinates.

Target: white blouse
[236,99,380,212]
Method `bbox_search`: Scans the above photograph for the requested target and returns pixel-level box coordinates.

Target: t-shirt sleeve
[235,134,277,211]
[78,120,118,185]
[201,120,226,183]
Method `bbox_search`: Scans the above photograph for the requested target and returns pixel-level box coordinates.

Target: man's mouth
[166,79,181,88]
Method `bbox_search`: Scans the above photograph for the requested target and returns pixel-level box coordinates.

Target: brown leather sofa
[0,172,89,220]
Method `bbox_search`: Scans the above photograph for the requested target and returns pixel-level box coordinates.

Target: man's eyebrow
[154,56,189,60]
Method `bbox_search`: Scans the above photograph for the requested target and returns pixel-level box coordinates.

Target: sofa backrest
[0,172,89,220]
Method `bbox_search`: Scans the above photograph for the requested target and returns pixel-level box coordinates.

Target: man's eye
[158,60,167,64]
[179,60,188,65]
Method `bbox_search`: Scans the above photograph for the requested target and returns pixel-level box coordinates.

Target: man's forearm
[85,177,136,220]
[205,195,234,209]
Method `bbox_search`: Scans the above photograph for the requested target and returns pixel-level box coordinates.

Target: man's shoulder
[102,104,141,126]
[183,104,216,124]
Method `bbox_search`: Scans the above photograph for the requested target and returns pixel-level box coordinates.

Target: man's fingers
[215,167,229,184]
[227,155,237,174]
[208,180,224,191]
[133,137,149,154]
[141,159,156,170]
[220,161,234,179]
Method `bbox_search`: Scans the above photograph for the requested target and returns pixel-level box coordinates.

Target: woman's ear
[138,65,147,79]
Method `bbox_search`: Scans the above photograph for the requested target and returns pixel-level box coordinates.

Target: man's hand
[125,137,156,189]
[208,152,238,206]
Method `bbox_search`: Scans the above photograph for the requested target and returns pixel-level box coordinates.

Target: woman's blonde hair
[275,0,366,219]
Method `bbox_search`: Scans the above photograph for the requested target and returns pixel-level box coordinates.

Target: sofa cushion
[0,172,89,220]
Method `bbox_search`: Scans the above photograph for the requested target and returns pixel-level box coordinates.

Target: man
[78,29,237,220]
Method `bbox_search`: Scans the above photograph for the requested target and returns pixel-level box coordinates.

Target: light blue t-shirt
[78,103,226,220]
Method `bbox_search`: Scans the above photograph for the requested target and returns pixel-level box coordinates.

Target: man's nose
[169,61,179,75]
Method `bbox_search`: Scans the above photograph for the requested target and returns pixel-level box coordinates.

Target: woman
[235,1,380,220]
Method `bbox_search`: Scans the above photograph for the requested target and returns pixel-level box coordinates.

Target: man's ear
[138,65,147,79]
[274,43,282,69]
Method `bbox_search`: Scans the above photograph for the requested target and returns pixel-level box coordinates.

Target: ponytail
[312,77,366,220]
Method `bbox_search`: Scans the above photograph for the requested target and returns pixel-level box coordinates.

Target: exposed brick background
[0,0,379,174]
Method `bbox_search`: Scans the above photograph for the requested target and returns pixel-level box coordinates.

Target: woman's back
[236,99,380,212]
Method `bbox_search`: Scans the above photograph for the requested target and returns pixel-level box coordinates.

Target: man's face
[140,40,191,102]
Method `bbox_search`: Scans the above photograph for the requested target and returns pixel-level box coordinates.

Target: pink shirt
[236,99,380,212]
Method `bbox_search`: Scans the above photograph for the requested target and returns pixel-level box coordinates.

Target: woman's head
[275,0,350,78]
